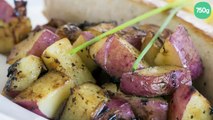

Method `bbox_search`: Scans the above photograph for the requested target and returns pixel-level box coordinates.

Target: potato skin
[4,55,45,97]
[155,25,203,80]
[120,66,192,97]
[60,83,108,120]
[169,85,213,120]
[91,35,149,78]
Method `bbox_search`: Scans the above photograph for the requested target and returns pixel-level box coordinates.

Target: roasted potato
[154,25,203,80]
[8,17,32,44]
[60,83,108,120]
[117,26,146,50]
[7,29,59,64]
[56,23,82,43]
[120,66,192,97]
[0,0,31,54]
[42,38,95,85]
[4,55,45,97]
[0,20,14,54]
[101,82,119,93]
[79,21,117,33]
[169,85,213,120]
[93,98,136,120]
[14,71,74,119]
[0,17,31,54]
[73,32,98,71]
[112,94,168,120]
[90,34,149,78]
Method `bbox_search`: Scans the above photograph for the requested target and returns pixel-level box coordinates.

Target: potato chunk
[42,38,95,85]
[4,55,45,97]
[154,25,203,79]
[120,66,192,97]
[94,98,136,120]
[73,32,98,71]
[14,71,74,119]
[90,34,149,78]
[112,94,168,120]
[60,83,108,120]
[169,85,213,120]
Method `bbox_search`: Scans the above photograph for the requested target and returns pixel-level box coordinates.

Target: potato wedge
[90,34,149,78]
[169,85,213,120]
[14,71,74,119]
[93,98,136,120]
[4,55,45,97]
[73,32,98,71]
[42,38,95,85]
[60,83,108,120]
[154,25,203,80]
[120,66,192,97]
[7,29,59,64]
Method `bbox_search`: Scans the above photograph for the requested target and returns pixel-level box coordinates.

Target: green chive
[69,0,187,55]
[132,6,183,71]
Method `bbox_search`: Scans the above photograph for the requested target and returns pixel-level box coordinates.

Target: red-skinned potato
[120,66,192,97]
[56,23,82,43]
[154,25,203,80]
[90,34,149,78]
[14,71,75,119]
[117,26,146,50]
[7,29,59,64]
[4,55,46,98]
[112,94,168,120]
[42,38,95,85]
[169,85,213,120]
[93,98,136,120]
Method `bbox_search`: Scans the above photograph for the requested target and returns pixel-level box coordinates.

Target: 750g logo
[194,1,211,19]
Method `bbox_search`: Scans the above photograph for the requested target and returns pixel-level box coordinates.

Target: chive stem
[132,6,183,71]
[69,0,186,55]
